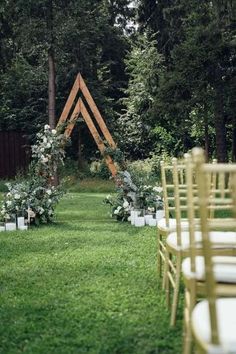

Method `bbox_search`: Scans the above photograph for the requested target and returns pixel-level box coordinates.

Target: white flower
[46,189,52,195]
[44,124,50,130]
[42,157,49,163]
[153,186,163,193]
[40,148,45,153]
[123,200,129,208]
[46,143,51,149]
[7,192,11,197]
[6,200,12,207]
[14,194,21,200]
[114,206,122,215]
[148,207,155,212]
[38,207,44,215]
[51,129,57,135]
[48,209,53,215]
[43,137,47,144]
[48,199,52,204]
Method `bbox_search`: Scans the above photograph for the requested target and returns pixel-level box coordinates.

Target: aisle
[0,193,183,354]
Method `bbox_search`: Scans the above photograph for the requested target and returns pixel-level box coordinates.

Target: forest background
[0,0,235,168]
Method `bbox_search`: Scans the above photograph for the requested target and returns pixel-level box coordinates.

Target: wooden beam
[79,73,116,148]
[64,99,82,139]
[79,98,117,176]
[57,73,80,126]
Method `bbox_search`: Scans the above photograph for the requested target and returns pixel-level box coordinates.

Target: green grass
[67,178,115,193]
[0,193,183,354]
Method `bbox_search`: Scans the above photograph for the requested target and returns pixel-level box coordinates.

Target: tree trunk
[47,0,56,128]
[47,0,58,185]
[214,83,227,162]
[232,115,236,161]
[203,108,209,161]
[231,87,236,161]
[48,49,56,128]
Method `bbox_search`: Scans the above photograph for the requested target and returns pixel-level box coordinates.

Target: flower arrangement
[104,170,163,222]
[104,195,131,222]
[136,184,163,212]
[0,124,67,226]
[32,124,67,178]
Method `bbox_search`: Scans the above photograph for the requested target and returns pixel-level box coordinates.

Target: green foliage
[127,153,171,185]
[89,160,111,180]
[0,125,66,224]
[122,0,236,161]
[103,146,125,165]
[117,34,164,158]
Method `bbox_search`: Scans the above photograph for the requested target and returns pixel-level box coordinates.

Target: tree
[132,0,236,161]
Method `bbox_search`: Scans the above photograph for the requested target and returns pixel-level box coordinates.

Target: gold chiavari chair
[189,148,236,354]
[157,160,189,287]
[163,158,194,326]
[182,151,236,354]
[164,156,236,327]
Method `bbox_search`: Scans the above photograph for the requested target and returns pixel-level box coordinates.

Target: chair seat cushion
[158,218,189,232]
[192,298,236,352]
[167,231,236,251]
[182,256,236,283]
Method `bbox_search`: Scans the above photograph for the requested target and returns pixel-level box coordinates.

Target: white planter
[148,218,157,227]
[5,223,16,231]
[17,217,25,228]
[144,215,153,225]
[156,210,165,221]
[18,225,28,231]
[130,210,136,225]
[134,216,145,227]
[131,210,143,225]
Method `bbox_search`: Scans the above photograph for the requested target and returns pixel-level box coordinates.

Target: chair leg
[165,250,171,307]
[183,289,192,354]
[157,230,162,278]
[170,256,181,326]
[162,240,169,290]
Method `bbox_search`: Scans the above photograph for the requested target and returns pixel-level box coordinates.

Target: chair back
[193,147,236,345]
[160,159,188,246]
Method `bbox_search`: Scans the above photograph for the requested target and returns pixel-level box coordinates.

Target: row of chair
[156,148,236,354]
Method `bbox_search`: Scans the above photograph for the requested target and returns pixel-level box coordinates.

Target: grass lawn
[0,192,183,354]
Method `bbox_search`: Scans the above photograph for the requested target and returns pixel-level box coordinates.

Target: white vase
[148,218,157,226]
[18,225,28,231]
[17,217,25,228]
[144,215,153,225]
[156,210,165,221]
[134,216,145,227]
[130,210,136,225]
[5,223,16,231]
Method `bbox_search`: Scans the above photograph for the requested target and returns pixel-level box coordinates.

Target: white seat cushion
[157,218,189,232]
[167,231,236,251]
[182,256,236,283]
[192,298,236,353]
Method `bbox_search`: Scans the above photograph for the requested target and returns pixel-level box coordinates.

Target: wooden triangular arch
[57,73,117,176]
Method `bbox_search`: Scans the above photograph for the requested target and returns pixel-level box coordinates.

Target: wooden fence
[0,131,30,179]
